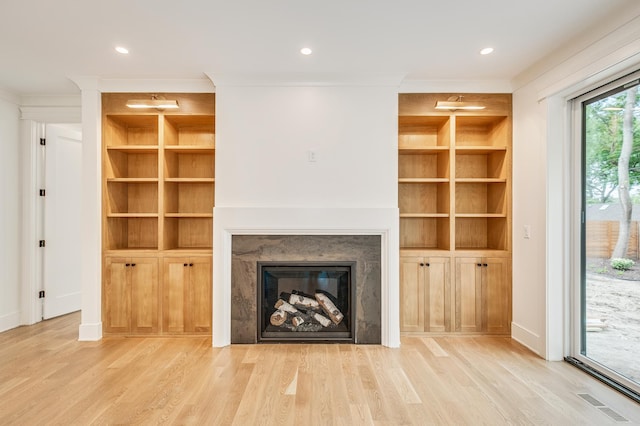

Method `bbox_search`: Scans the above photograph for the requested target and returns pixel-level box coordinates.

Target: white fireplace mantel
[212,206,400,348]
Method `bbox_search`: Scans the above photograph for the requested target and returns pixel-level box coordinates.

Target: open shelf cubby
[455,182,507,216]
[455,217,507,250]
[455,149,506,180]
[164,151,214,179]
[104,115,159,147]
[163,217,212,250]
[164,182,214,215]
[164,115,215,147]
[106,150,158,179]
[399,182,450,216]
[399,150,449,180]
[398,116,451,149]
[106,182,158,215]
[399,217,450,250]
[105,217,159,250]
[455,115,508,147]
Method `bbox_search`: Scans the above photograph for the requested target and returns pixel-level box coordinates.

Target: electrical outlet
[524,225,531,239]
[308,150,317,162]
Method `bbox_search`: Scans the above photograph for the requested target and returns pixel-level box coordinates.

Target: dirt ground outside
[585,258,640,383]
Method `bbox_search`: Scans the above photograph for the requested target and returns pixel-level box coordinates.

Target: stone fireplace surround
[212,207,400,347]
[232,235,381,343]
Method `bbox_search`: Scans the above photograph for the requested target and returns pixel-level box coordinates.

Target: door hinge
[39,240,46,247]
[39,189,46,196]
[39,138,46,146]
[38,290,45,299]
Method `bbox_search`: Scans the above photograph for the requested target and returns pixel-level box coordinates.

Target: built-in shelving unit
[399,93,512,334]
[102,93,214,335]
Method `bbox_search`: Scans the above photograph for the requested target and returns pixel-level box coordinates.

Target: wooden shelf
[400,213,449,218]
[107,178,159,183]
[164,178,214,183]
[106,145,159,153]
[164,213,213,218]
[399,178,449,183]
[455,178,506,183]
[107,213,159,218]
[455,146,506,154]
[164,146,215,154]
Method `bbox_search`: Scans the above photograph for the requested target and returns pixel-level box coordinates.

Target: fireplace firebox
[257,262,355,342]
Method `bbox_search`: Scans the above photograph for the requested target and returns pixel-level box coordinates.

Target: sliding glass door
[575,73,640,398]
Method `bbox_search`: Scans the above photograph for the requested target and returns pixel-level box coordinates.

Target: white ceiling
[1,0,638,95]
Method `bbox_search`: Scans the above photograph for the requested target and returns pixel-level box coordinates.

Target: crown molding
[208,72,406,87]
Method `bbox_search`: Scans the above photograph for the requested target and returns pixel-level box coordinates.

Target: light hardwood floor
[1,313,638,425]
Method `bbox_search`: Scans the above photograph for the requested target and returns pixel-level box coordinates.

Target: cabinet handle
[189,263,194,267]
[483,263,488,267]
[184,263,188,267]
[125,263,130,267]
[420,263,424,267]
[131,263,136,267]
[477,263,482,267]
[425,263,430,267]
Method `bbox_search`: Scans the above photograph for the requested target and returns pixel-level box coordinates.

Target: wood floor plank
[1,313,640,425]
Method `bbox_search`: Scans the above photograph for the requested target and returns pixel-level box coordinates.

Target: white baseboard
[0,311,21,333]
[78,322,102,341]
[511,322,543,357]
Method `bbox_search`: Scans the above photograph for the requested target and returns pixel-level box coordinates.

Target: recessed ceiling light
[300,47,312,55]
[480,47,494,55]
[115,46,129,54]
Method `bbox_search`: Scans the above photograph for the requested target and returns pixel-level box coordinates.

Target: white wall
[212,84,400,347]
[0,96,22,332]
[215,85,398,208]
[512,13,640,359]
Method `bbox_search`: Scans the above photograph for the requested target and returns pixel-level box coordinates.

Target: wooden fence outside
[586,221,640,259]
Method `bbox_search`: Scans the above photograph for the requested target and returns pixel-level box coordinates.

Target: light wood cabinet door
[400,257,425,332]
[129,258,159,334]
[455,256,510,333]
[163,257,212,334]
[483,257,511,334]
[103,257,158,334]
[424,257,451,332]
[104,258,131,334]
[400,256,451,332]
[455,257,483,332]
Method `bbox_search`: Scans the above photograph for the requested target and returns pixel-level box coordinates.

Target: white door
[43,124,82,319]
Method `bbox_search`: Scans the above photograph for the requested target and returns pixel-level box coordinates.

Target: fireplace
[258,262,355,342]
[230,234,382,344]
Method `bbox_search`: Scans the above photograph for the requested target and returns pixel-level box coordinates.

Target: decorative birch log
[315,292,344,325]
[275,299,298,314]
[312,312,332,327]
[270,309,287,326]
[289,293,320,310]
[292,316,305,327]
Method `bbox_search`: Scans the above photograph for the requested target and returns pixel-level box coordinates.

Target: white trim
[20,106,81,123]
[97,78,215,93]
[0,311,21,333]
[78,322,102,341]
[398,79,513,94]
[545,95,570,361]
[77,83,103,341]
[212,207,400,348]
[19,121,44,326]
[209,72,405,87]
[511,322,542,356]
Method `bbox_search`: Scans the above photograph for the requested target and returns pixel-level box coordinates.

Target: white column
[72,77,103,341]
